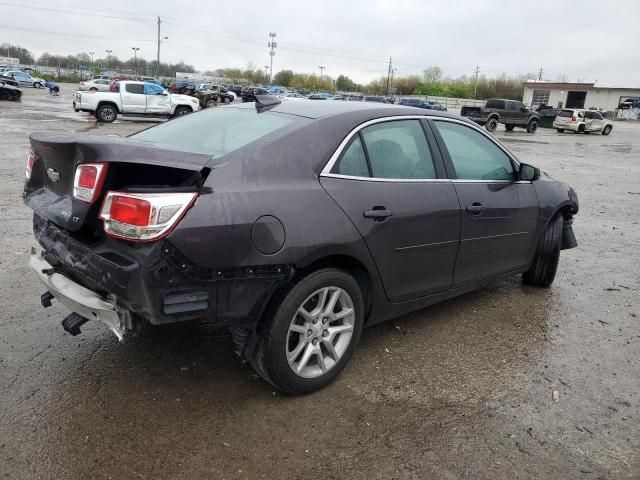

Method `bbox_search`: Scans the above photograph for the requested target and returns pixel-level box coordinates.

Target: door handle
[363,207,393,221]
[465,202,484,215]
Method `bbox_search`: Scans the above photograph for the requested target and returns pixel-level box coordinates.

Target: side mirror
[519,163,539,181]
[162,90,169,95]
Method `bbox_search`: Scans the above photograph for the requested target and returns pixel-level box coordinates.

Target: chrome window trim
[319,115,521,183]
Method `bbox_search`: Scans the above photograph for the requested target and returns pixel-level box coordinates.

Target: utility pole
[105,50,112,76]
[474,65,480,98]
[385,57,392,93]
[89,51,94,71]
[538,67,543,81]
[268,32,277,84]
[319,66,325,77]
[156,17,168,78]
[132,47,140,76]
[264,65,269,84]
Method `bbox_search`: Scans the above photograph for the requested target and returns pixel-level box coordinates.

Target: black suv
[461,99,540,133]
[241,87,269,102]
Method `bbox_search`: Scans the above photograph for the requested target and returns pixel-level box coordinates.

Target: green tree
[335,74,356,92]
[273,69,294,87]
[422,66,442,84]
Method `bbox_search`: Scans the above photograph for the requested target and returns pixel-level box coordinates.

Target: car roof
[226,98,461,120]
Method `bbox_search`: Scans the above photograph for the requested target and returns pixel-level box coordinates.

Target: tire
[556,128,564,133]
[33,82,42,88]
[251,268,365,395]
[523,215,563,287]
[485,118,498,132]
[173,106,192,117]
[578,124,585,134]
[222,96,230,104]
[602,125,612,135]
[505,124,515,131]
[95,104,117,123]
[0,91,10,101]
[205,99,216,108]
[90,87,98,92]
[526,119,538,133]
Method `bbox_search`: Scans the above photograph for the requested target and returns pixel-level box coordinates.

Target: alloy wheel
[286,286,355,379]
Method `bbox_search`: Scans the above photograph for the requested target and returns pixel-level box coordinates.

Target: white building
[523,81,640,111]
[0,56,20,65]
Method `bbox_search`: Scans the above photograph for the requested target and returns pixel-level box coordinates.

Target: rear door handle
[363,208,393,221]
[465,203,484,215]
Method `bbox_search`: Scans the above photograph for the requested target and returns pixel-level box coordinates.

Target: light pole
[105,50,112,76]
[264,65,269,84]
[319,66,325,78]
[131,47,140,77]
[89,51,94,69]
[268,32,277,84]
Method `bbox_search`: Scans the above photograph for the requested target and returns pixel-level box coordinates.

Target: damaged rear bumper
[30,249,132,340]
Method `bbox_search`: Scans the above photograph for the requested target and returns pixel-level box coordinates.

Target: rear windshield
[557,110,574,117]
[130,108,295,158]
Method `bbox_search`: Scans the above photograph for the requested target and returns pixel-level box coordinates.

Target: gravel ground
[0,85,638,480]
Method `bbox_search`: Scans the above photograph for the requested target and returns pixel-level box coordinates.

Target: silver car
[2,70,45,88]
[78,78,112,92]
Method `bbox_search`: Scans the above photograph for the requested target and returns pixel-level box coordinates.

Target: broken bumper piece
[30,250,132,340]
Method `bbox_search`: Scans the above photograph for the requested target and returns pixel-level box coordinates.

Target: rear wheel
[523,215,563,287]
[222,96,230,104]
[95,104,117,123]
[90,87,98,92]
[556,128,564,133]
[505,124,515,131]
[578,124,585,133]
[205,99,216,108]
[485,118,498,132]
[526,119,538,133]
[602,125,612,135]
[251,268,364,395]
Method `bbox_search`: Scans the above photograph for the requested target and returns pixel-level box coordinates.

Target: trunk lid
[25,131,211,233]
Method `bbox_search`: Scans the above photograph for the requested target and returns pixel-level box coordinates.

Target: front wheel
[523,215,563,287]
[33,82,42,88]
[485,118,498,132]
[222,96,230,104]
[556,128,564,133]
[173,106,192,117]
[205,99,216,108]
[602,125,612,135]
[251,269,364,395]
[526,119,538,133]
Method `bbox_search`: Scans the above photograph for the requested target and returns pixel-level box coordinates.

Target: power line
[0,24,155,43]
[0,2,150,22]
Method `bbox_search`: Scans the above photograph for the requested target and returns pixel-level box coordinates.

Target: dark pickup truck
[461,99,540,133]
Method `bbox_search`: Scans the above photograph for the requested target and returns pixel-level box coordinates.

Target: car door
[143,82,170,114]
[430,118,539,286]
[121,83,146,113]
[585,111,603,131]
[320,118,461,302]
[505,101,518,123]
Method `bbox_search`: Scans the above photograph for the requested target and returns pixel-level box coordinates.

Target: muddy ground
[0,86,638,480]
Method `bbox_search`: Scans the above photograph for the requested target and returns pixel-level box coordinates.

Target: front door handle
[465,202,484,215]
[364,207,393,221]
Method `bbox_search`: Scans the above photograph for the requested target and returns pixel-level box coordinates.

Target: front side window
[143,82,164,95]
[486,100,505,109]
[434,121,515,181]
[361,120,436,180]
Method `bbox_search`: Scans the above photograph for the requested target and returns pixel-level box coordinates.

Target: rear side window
[131,108,295,158]
[331,136,369,177]
[486,100,505,109]
[125,83,144,94]
[434,121,515,181]
[361,120,436,180]
[557,110,574,118]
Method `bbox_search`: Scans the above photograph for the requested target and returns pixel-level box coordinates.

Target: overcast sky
[2,0,639,85]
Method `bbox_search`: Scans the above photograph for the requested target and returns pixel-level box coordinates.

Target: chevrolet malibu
[24,98,579,394]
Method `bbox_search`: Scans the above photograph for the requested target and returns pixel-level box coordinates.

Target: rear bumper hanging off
[30,249,132,340]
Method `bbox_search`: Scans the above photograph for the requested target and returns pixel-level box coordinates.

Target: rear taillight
[99,191,197,242]
[26,149,35,179]
[572,115,576,121]
[73,163,108,204]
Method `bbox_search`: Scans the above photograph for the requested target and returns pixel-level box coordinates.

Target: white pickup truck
[73,80,200,123]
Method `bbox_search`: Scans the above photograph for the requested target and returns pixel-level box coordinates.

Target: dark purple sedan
[24,97,578,394]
